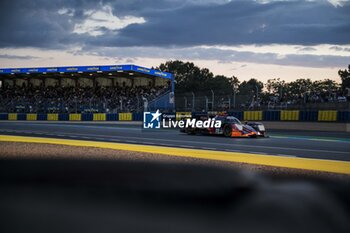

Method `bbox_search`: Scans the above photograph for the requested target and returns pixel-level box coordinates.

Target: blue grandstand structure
[0,64,175,114]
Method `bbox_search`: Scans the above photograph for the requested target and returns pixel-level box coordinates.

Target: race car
[181,114,266,138]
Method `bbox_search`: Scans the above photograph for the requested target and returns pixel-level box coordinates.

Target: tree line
[157,61,350,101]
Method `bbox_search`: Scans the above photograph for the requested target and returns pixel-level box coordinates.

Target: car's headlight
[258,125,265,131]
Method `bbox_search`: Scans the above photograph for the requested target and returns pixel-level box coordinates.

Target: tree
[238,78,263,96]
[338,65,350,91]
[266,78,285,94]
[312,79,339,93]
[230,75,240,90]
[158,60,203,91]
[285,79,312,95]
[158,60,234,94]
[207,75,235,94]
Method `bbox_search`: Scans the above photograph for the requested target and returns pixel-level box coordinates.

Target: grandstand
[0,65,175,113]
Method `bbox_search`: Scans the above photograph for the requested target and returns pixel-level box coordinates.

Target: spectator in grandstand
[0,82,169,113]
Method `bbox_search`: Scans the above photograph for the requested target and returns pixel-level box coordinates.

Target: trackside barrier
[37,114,47,121]
[82,113,93,121]
[47,114,59,121]
[263,111,280,121]
[93,113,106,121]
[0,113,8,120]
[338,111,350,122]
[119,113,132,121]
[69,113,81,121]
[0,110,348,122]
[318,110,337,121]
[300,111,318,121]
[17,114,26,120]
[132,113,143,121]
[244,111,263,121]
[26,114,37,121]
[59,114,69,121]
[280,110,299,121]
[8,113,17,121]
[106,113,118,121]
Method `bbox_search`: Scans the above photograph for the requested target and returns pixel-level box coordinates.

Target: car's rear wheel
[223,125,232,137]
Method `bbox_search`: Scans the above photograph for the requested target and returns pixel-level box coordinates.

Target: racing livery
[180,114,266,138]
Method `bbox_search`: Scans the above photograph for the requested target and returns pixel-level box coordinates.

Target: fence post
[233,87,237,109]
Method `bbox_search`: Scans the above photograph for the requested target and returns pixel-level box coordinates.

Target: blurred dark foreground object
[0,158,349,233]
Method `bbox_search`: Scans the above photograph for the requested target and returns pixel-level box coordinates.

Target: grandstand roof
[0,64,173,80]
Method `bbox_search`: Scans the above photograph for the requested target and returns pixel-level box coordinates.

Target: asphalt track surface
[0,121,349,162]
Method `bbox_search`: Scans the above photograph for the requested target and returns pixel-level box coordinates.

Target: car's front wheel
[223,125,232,137]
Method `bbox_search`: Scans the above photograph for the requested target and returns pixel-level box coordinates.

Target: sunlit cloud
[73,5,146,36]
[327,0,347,7]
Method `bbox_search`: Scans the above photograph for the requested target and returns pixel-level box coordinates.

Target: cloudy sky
[0,0,349,82]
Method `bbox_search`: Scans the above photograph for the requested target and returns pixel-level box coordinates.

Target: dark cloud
[330,46,350,52]
[297,47,317,52]
[232,64,248,70]
[0,0,349,49]
[0,0,73,48]
[92,0,350,47]
[81,46,350,68]
[330,46,342,51]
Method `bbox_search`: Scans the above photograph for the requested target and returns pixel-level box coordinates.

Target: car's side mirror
[244,121,248,124]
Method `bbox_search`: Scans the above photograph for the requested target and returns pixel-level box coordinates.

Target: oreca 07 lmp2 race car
[181,114,266,138]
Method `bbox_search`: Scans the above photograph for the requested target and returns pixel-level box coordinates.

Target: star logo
[143,110,162,129]
[150,109,162,123]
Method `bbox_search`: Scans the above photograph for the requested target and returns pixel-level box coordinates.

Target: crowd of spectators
[242,90,350,110]
[0,82,169,113]
[266,91,349,109]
